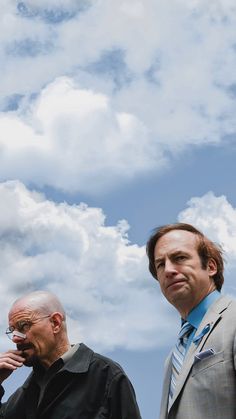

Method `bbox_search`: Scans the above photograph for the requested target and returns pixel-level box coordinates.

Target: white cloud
[0,1,236,193]
[1,183,236,351]
[19,0,86,9]
[0,77,161,193]
[0,180,175,351]
[178,191,236,292]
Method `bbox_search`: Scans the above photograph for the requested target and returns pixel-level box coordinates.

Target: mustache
[17,343,34,351]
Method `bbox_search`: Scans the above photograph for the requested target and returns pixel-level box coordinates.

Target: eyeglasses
[6,315,51,340]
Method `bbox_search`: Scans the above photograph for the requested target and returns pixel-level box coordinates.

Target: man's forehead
[9,300,36,319]
[154,229,198,255]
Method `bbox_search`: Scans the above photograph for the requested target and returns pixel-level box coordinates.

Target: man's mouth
[167,279,186,289]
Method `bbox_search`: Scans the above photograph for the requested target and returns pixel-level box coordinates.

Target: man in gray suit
[146,223,236,419]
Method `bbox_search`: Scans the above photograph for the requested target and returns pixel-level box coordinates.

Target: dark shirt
[0,343,142,419]
[35,343,80,406]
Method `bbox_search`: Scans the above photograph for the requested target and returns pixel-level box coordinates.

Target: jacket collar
[61,343,93,373]
[22,343,93,389]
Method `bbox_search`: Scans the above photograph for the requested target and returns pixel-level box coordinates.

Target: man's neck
[41,341,71,369]
[177,288,217,319]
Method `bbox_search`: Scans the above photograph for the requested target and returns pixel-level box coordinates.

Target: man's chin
[22,353,39,367]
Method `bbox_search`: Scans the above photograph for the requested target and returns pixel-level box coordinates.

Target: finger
[0,360,24,370]
[0,351,25,362]
[0,355,25,366]
[0,355,25,365]
[1,350,24,356]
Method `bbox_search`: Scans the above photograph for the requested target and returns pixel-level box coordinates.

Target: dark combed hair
[146,223,224,291]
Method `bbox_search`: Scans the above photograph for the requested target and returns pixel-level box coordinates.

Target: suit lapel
[168,295,231,410]
[160,352,172,418]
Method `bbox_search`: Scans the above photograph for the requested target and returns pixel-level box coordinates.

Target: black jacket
[0,343,142,419]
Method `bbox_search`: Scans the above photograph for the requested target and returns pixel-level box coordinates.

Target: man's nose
[12,331,27,343]
[164,259,178,275]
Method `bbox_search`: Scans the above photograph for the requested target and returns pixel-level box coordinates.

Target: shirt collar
[61,343,80,364]
[33,343,80,375]
[23,343,93,389]
[187,290,221,329]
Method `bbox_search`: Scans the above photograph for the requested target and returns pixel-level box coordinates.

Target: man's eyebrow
[10,318,31,325]
[154,250,189,263]
[154,257,164,265]
[171,250,189,256]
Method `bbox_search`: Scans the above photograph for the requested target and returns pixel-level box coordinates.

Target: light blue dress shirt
[184,290,221,352]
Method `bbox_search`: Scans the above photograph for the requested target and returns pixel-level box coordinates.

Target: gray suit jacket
[159,295,236,419]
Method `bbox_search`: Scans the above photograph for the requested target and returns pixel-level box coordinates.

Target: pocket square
[194,348,215,364]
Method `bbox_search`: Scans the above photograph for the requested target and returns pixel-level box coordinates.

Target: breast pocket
[191,350,224,376]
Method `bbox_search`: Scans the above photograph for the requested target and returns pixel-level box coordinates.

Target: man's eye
[175,255,186,261]
[156,262,164,270]
[18,322,31,332]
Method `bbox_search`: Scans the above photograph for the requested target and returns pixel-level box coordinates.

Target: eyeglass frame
[5,315,51,340]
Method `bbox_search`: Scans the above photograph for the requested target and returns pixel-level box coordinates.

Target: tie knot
[178,321,194,341]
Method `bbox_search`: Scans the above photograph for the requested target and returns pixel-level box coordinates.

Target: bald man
[0,291,142,419]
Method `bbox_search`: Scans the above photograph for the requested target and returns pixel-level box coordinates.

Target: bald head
[8,291,70,368]
[10,291,66,320]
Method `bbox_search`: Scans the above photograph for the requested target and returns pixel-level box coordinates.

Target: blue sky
[0,1,236,418]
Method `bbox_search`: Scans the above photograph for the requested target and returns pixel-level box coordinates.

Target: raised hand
[0,350,25,384]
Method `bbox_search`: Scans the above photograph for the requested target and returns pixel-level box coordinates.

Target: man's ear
[50,312,64,334]
[207,258,217,277]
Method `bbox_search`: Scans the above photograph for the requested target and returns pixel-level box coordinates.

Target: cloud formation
[1,183,236,350]
[179,191,236,260]
[0,77,159,193]
[0,1,236,194]
[0,180,173,351]
[179,191,236,292]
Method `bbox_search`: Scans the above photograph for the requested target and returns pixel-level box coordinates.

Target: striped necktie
[169,321,194,403]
